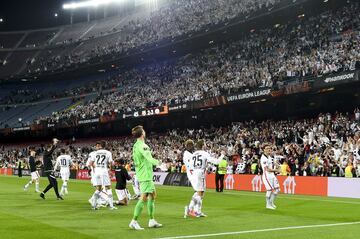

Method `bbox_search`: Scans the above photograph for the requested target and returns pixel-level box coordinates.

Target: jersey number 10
[61,158,67,166]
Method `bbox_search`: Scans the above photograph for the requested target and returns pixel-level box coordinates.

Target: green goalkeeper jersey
[132,139,160,182]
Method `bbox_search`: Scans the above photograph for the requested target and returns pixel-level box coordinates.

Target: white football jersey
[55,155,72,169]
[89,149,113,174]
[226,165,233,174]
[183,150,193,171]
[260,154,275,175]
[191,150,222,170]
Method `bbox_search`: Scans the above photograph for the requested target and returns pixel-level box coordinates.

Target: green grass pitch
[1,175,360,239]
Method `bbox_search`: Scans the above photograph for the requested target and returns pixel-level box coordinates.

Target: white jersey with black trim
[88,149,113,175]
[55,154,72,170]
[260,154,275,176]
[191,150,223,171]
[183,150,193,173]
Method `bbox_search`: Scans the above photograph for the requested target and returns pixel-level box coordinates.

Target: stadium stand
[0,33,24,49]
[1,109,360,178]
[0,1,359,128]
[0,0,284,78]
[18,30,58,48]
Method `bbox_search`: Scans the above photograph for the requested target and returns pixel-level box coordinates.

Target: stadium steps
[20,99,74,125]
[79,23,97,40]
[16,51,39,76]
[48,28,64,45]
[1,32,29,65]
[21,103,52,124]
[1,105,30,126]
[0,106,23,127]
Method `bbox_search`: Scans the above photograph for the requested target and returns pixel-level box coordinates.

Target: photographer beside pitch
[129,125,162,230]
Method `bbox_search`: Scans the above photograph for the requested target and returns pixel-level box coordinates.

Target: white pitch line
[156,221,360,239]
[159,185,360,205]
[212,191,360,205]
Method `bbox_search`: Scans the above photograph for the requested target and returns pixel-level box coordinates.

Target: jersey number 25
[193,155,203,168]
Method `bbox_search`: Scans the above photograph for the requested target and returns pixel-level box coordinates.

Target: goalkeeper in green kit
[129,125,163,230]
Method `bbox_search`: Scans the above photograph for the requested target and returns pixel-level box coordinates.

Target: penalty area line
[155,221,360,239]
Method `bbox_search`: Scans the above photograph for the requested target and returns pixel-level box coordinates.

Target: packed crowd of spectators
[35,2,360,123]
[1,2,359,126]
[2,108,360,178]
[27,0,281,74]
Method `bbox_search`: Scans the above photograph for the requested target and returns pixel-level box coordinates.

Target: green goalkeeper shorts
[139,180,156,194]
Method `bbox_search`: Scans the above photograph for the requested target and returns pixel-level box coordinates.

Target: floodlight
[63,0,123,10]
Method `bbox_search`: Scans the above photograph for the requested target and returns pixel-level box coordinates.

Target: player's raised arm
[207,151,225,165]
[45,138,59,156]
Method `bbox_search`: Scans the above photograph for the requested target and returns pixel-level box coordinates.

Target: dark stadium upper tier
[0,0,288,79]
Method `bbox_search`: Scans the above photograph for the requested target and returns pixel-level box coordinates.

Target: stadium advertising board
[12,126,31,132]
[168,96,227,112]
[76,170,91,180]
[192,96,227,109]
[129,171,169,185]
[0,168,13,175]
[77,169,116,181]
[226,88,271,102]
[314,70,359,88]
[168,103,188,112]
[284,81,312,95]
[206,174,328,196]
[122,106,169,119]
[13,169,31,176]
[328,177,360,199]
[76,170,168,185]
[100,114,116,123]
[78,118,100,125]
[163,173,191,187]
